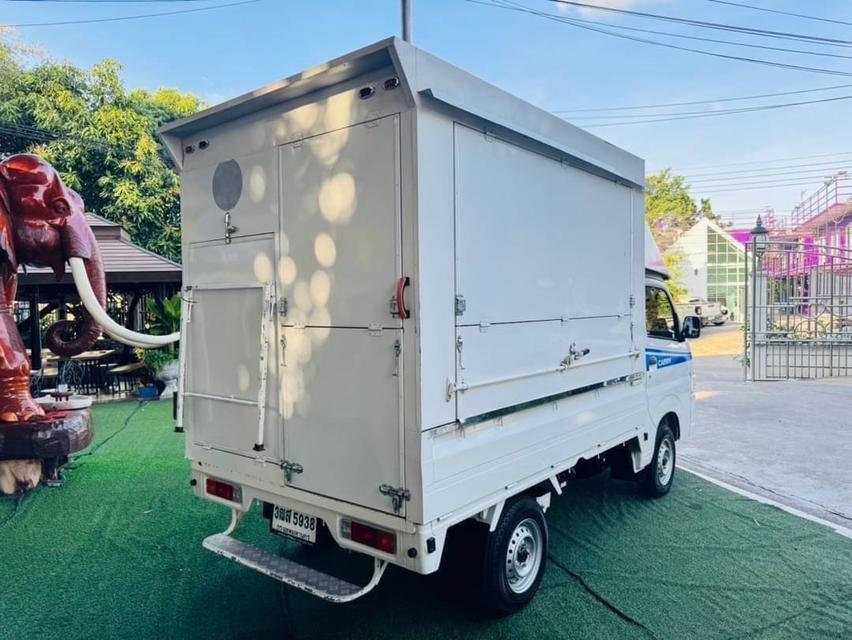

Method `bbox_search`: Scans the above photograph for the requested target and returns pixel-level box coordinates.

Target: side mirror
[682,316,701,340]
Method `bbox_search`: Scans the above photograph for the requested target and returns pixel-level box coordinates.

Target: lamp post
[751,214,769,259]
[747,215,769,381]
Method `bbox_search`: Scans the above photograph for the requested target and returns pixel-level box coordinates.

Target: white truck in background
[676,298,730,327]
[160,38,699,614]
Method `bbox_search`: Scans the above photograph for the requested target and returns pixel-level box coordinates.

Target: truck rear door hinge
[281,460,304,482]
[278,298,288,316]
[379,484,411,513]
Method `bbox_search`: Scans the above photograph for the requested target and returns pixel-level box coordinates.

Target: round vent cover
[212,159,243,211]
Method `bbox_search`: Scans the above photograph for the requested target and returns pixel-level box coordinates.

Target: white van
[160,38,698,614]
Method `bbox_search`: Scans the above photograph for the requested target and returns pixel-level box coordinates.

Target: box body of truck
[159,37,694,607]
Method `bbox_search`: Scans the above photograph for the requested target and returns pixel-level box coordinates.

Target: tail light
[341,519,396,554]
[206,477,242,502]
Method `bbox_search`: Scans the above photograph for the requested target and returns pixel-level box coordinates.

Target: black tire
[480,495,548,615]
[639,422,676,497]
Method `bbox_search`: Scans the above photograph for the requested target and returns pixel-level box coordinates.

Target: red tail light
[206,478,241,502]
[341,519,396,554]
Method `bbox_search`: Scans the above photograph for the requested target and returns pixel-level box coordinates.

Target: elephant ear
[0,179,16,269]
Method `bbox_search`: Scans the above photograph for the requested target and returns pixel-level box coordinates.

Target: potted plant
[134,293,181,397]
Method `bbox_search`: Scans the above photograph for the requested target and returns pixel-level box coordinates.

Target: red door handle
[396,276,410,320]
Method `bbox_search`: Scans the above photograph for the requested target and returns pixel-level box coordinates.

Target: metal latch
[224,211,238,244]
[281,460,304,482]
[379,484,411,513]
[278,298,288,317]
[455,295,466,317]
[560,343,591,368]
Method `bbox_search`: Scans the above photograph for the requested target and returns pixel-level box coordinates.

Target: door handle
[394,276,410,319]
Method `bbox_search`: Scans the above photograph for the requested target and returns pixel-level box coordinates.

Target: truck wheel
[480,495,548,614]
[639,422,676,497]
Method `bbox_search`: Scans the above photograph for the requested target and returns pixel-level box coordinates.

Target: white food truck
[159,37,698,614]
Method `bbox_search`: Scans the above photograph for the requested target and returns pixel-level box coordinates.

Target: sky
[2,0,852,227]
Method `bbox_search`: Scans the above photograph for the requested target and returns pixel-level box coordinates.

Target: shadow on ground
[1,401,851,639]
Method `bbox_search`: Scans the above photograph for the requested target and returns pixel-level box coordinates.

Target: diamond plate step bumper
[202,533,387,603]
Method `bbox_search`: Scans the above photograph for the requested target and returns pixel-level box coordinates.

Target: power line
[690,175,842,188]
[704,0,852,28]
[543,0,852,47]
[693,182,831,193]
[0,120,130,155]
[0,0,213,3]
[690,176,838,192]
[580,93,852,127]
[569,94,852,120]
[652,151,852,172]
[676,160,852,179]
[1,0,258,27]
[471,1,852,79]
[543,13,852,63]
[688,169,851,186]
[555,83,852,115]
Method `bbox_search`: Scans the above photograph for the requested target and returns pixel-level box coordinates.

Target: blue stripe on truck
[646,348,692,370]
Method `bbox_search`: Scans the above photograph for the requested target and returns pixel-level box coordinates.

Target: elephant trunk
[45,224,106,357]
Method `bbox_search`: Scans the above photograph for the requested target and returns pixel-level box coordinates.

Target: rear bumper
[191,468,447,575]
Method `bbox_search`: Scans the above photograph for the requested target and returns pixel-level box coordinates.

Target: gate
[745,239,852,380]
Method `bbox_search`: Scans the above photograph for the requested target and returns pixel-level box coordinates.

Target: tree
[645,169,716,301]
[645,169,717,250]
[0,32,202,262]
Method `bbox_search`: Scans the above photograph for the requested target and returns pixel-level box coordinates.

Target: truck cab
[644,229,699,448]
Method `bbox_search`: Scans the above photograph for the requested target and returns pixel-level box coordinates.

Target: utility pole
[401,0,413,43]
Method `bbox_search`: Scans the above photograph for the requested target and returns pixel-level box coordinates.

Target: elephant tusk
[69,257,180,348]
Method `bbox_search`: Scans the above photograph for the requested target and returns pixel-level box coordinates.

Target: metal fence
[745,239,852,380]
[790,174,852,230]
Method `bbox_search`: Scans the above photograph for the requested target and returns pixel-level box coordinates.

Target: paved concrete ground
[681,324,852,530]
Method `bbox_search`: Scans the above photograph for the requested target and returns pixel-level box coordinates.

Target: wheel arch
[661,411,681,441]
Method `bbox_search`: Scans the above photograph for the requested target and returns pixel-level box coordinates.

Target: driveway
[681,331,852,531]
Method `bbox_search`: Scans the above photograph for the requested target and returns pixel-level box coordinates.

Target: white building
[669,217,746,321]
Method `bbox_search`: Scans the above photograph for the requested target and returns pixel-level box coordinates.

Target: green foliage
[646,169,716,298]
[134,293,181,373]
[146,293,181,336]
[645,169,715,250]
[0,33,202,262]
[662,248,688,302]
[134,346,176,375]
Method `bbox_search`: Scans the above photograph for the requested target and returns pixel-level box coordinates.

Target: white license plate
[271,504,317,544]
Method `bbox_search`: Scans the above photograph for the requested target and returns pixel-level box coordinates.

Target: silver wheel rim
[657,437,674,486]
[505,517,543,594]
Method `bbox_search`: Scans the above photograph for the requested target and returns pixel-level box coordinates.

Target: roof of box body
[159,37,644,188]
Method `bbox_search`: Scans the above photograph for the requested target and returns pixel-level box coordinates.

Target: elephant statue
[0,154,178,490]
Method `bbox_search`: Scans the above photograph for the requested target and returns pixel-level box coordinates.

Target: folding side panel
[454,124,635,422]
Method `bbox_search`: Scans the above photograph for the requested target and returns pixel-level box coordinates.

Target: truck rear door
[278,114,406,516]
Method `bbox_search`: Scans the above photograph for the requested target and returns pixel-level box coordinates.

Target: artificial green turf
[1,400,851,639]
